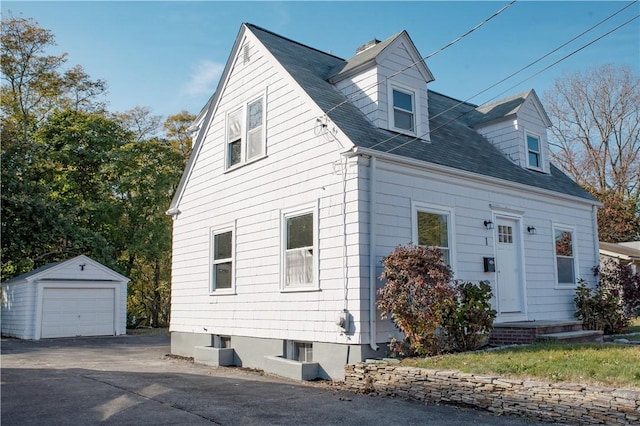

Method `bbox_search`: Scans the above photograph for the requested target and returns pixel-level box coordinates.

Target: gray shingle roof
[470,90,530,127]
[247,24,596,202]
[327,33,402,81]
[2,261,61,285]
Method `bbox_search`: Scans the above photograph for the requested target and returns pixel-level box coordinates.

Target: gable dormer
[328,31,435,141]
[471,89,553,174]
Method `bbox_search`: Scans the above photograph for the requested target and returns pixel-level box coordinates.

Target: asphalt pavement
[1,333,551,425]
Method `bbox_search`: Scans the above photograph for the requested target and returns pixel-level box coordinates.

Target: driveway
[1,334,549,425]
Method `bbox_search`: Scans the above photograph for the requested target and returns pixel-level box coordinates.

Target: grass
[403,342,640,389]
[127,327,169,336]
[622,316,640,334]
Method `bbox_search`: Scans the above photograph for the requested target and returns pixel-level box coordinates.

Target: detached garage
[1,255,129,340]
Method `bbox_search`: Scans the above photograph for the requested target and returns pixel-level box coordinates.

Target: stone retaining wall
[344,362,640,424]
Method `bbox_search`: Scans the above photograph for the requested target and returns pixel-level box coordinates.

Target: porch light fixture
[484,220,494,230]
[527,226,537,235]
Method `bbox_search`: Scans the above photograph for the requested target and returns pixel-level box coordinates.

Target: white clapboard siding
[171,31,366,345]
[334,67,380,126]
[371,158,598,342]
[476,95,551,174]
[1,281,36,338]
[172,25,598,351]
[334,35,431,141]
[377,42,430,138]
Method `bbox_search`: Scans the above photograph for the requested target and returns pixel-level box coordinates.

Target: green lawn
[403,342,640,389]
[622,316,640,334]
[127,327,169,336]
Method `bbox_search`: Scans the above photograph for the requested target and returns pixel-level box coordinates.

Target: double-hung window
[526,133,541,169]
[227,109,243,167]
[211,228,234,292]
[226,94,265,169]
[391,87,415,133]
[282,206,317,290]
[246,98,264,159]
[413,202,454,266]
[553,225,577,287]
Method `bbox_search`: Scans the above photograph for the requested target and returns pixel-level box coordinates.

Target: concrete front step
[537,330,604,343]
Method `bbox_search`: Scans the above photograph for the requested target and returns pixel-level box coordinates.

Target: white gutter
[369,155,378,351]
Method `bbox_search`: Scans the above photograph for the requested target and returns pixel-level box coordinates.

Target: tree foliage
[1,14,106,138]
[1,14,192,327]
[163,110,196,161]
[544,64,640,242]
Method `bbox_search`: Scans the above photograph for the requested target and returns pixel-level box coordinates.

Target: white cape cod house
[167,24,600,380]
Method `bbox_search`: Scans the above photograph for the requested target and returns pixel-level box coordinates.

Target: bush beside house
[377,245,496,356]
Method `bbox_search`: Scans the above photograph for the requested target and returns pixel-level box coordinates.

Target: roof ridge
[428,89,478,108]
[244,23,345,61]
[477,89,532,110]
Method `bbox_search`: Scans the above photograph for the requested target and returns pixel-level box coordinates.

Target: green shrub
[443,280,497,352]
[574,274,629,335]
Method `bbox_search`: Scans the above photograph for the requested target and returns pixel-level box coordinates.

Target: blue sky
[4,1,639,119]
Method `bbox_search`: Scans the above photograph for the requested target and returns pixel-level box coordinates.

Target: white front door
[495,217,524,314]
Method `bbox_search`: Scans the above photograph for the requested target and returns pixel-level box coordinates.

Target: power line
[322,0,517,117]
[380,9,640,155]
[366,0,638,152]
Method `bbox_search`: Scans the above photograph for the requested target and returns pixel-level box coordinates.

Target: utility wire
[366,0,637,152]
[322,0,517,117]
[384,12,640,155]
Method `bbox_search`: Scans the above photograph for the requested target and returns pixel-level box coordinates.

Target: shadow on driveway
[1,335,549,425]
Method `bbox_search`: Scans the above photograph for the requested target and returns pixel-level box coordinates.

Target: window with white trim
[226,94,265,169]
[554,226,577,286]
[413,203,453,266]
[211,229,233,292]
[391,87,415,133]
[282,208,316,289]
[227,109,242,167]
[526,133,541,169]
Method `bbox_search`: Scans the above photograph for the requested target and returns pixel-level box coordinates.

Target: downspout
[369,156,378,351]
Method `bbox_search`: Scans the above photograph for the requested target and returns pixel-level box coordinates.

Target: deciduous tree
[544,64,640,242]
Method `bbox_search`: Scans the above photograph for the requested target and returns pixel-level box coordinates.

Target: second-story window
[227,109,243,167]
[226,94,265,169]
[392,88,415,132]
[527,134,541,169]
[247,98,263,159]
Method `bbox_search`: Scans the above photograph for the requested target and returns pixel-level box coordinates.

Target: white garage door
[41,288,115,338]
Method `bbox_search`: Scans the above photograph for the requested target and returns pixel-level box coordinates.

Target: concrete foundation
[263,356,319,381]
[171,331,388,380]
[171,331,213,357]
[194,346,235,366]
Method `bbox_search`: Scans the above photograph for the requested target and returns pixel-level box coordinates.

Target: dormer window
[526,133,541,170]
[392,87,415,133]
